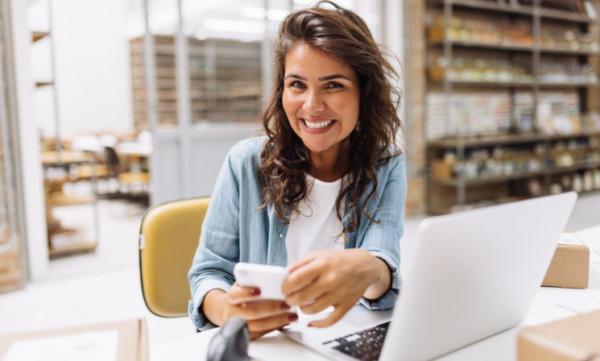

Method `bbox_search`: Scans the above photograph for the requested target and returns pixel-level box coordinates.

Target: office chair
[104,146,151,203]
[139,196,210,317]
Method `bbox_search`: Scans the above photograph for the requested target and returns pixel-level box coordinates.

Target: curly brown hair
[258,1,403,237]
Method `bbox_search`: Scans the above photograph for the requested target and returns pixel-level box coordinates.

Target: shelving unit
[40,150,100,258]
[30,0,100,257]
[129,35,262,130]
[423,0,600,214]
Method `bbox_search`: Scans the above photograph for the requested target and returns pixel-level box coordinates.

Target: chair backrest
[139,197,210,317]
[104,146,122,176]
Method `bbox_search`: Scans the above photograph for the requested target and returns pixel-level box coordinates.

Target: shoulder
[226,136,268,172]
[376,146,406,175]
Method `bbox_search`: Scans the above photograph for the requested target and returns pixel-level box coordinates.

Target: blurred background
[0,0,599,349]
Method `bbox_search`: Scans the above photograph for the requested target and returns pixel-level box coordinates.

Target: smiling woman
[188,0,407,339]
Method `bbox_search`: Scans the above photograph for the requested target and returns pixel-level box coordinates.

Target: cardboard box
[432,160,453,180]
[518,309,600,361]
[542,233,589,289]
[0,319,148,361]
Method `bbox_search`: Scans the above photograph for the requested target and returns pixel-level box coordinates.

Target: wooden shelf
[431,170,547,186]
[428,0,596,23]
[540,7,596,23]
[31,31,50,43]
[549,161,600,174]
[46,193,95,208]
[49,239,97,258]
[428,40,599,55]
[429,80,598,88]
[35,81,54,88]
[41,150,94,165]
[429,162,600,187]
[428,132,600,148]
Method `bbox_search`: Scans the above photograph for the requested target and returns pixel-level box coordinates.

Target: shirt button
[278,233,283,239]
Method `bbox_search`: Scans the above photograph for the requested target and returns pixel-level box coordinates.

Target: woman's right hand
[204,283,298,340]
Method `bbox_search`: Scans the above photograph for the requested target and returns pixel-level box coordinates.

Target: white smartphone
[233,263,288,301]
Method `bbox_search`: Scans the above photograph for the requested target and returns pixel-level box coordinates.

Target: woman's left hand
[281,249,391,328]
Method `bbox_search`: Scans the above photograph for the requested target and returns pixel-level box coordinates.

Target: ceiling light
[241,7,290,21]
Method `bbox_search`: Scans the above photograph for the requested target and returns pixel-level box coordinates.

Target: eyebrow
[284,73,351,82]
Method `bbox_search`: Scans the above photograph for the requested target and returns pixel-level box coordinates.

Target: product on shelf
[594,169,600,189]
[540,28,599,52]
[516,91,581,134]
[430,56,596,85]
[433,145,544,181]
[426,91,511,139]
[429,57,533,83]
[428,16,532,46]
[427,90,588,139]
[583,112,600,132]
[429,13,598,51]
[583,170,594,191]
[537,62,597,84]
[527,178,543,196]
[548,138,600,168]
[550,183,563,194]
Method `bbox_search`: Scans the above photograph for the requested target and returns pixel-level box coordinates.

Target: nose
[302,89,325,114]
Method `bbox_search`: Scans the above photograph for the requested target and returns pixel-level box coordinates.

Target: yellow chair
[139,197,210,317]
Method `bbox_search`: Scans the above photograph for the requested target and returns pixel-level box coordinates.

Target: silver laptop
[284,192,578,361]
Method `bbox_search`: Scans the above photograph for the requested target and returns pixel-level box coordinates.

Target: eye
[326,82,344,89]
[289,81,306,89]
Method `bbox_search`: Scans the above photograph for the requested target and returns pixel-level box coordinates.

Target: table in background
[115,142,151,173]
[152,225,600,361]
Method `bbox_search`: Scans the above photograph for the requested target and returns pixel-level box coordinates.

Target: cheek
[282,91,298,118]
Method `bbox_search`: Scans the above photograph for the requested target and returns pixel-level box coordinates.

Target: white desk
[152,225,600,361]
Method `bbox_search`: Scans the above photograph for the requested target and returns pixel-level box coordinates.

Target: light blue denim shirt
[188,136,407,331]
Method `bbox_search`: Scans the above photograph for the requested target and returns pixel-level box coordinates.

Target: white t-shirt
[285,174,346,265]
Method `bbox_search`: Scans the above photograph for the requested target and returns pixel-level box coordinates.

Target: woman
[188,1,406,339]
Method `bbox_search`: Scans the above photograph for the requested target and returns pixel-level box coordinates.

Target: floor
[0,192,599,349]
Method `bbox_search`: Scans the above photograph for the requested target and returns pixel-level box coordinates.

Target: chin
[302,139,333,154]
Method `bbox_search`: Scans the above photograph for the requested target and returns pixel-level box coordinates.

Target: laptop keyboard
[322,321,390,361]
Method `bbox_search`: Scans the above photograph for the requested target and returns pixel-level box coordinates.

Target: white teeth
[304,119,334,129]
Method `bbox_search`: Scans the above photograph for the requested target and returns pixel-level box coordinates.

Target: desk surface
[152,225,600,361]
[116,142,151,157]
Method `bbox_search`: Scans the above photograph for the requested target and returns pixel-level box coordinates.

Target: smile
[301,118,337,133]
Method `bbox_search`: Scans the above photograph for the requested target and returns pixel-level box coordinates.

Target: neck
[309,139,348,182]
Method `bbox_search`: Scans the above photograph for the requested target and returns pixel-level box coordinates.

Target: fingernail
[281,302,291,310]
[307,322,314,327]
[289,314,298,322]
[251,288,261,296]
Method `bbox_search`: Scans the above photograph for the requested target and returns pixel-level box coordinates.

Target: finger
[299,293,337,315]
[308,302,353,328]
[247,312,299,332]
[282,260,324,296]
[285,279,328,306]
[226,283,261,304]
[287,253,319,273]
[237,300,292,321]
[249,330,270,341]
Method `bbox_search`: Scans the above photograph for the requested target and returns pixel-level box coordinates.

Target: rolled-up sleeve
[188,150,241,331]
[357,155,407,310]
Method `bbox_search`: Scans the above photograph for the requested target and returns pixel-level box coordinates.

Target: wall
[30,0,134,139]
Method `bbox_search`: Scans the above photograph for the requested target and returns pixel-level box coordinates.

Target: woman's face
[282,43,360,156]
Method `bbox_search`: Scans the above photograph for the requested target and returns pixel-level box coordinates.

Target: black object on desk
[207,317,251,361]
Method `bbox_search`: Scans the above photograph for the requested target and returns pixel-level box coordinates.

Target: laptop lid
[381,192,578,361]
